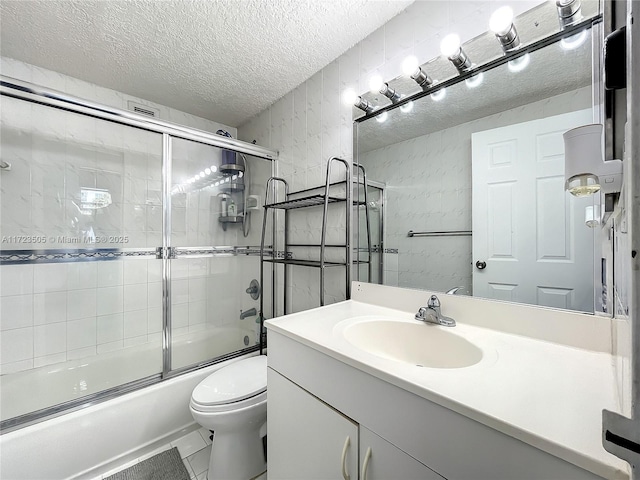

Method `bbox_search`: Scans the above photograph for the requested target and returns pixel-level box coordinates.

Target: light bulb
[199,171,205,178]
[440,34,461,58]
[399,101,414,113]
[402,56,420,76]
[232,174,238,180]
[375,111,388,123]
[431,88,446,101]
[210,165,217,172]
[465,72,484,89]
[205,168,211,175]
[342,88,359,106]
[238,171,244,178]
[508,53,530,72]
[489,6,514,36]
[368,74,384,93]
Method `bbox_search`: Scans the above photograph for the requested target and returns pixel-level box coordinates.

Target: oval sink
[343,320,482,369]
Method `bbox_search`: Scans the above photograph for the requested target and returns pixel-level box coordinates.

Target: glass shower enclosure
[0,77,276,431]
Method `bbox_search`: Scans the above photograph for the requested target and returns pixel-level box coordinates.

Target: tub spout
[240,308,257,320]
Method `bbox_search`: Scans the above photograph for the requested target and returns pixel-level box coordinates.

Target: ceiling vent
[127,101,160,118]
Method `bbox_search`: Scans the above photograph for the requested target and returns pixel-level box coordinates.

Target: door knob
[475,260,487,270]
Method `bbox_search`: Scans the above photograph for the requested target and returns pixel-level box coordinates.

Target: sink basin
[343,320,482,369]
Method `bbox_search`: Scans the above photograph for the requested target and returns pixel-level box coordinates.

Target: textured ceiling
[0,0,412,127]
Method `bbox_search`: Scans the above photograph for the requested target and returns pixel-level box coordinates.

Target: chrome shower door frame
[0,77,278,432]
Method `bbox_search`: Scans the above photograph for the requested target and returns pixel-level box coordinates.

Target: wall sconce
[556,0,582,29]
[440,34,472,73]
[490,6,521,52]
[402,56,433,89]
[369,75,402,103]
[564,124,623,197]
[342,89,375,113]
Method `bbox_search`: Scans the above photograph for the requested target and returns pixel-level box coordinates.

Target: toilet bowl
[190,355,267,480]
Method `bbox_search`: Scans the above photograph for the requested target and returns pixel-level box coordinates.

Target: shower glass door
[0,96,164,424]
[169,137,257,371]
[0,80,274,430]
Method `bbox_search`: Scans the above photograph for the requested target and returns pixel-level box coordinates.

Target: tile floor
[97,427,267,480]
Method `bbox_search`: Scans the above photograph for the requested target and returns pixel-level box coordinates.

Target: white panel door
[267,368,359,480]
[472,109,594,312]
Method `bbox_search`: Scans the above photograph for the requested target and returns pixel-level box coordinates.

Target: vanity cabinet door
[268,368,359,480]
[359,426,446,480]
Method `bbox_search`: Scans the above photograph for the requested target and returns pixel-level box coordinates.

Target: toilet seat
[190,389,267,413]
[191,356,267,411]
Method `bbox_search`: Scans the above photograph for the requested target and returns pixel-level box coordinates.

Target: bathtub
[0,327,258,479]
[1,326,248,422]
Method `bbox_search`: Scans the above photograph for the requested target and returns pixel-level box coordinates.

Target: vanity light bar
[354,14,597,123]
[348,5,597,123]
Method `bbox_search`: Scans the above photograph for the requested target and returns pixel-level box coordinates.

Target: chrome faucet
[415,295,456,327]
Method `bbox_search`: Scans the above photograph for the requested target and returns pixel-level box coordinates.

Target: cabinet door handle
[341,436,351,480]
[362,446,372,480]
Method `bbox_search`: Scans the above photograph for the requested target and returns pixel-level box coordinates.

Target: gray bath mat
[104,447,190,480]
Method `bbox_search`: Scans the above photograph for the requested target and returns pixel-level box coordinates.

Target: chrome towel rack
[407,230,472,237]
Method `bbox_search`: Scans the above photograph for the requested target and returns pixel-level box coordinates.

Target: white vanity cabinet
[267,368,358,479]
[268,367,444,480]
[266,328,609,480]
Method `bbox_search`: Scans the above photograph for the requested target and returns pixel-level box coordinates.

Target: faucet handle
[427,295,440,308]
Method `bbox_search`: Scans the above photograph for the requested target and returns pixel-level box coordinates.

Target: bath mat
[104,447,190,480]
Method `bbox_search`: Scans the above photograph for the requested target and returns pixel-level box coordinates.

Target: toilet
[190,355,267,480]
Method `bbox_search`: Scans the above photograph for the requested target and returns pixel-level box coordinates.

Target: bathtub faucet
[239,308,257,320]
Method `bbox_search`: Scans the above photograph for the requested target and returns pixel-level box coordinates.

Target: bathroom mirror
[355,6,601,314]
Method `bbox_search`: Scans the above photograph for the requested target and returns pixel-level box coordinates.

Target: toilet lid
[192,356,267,406]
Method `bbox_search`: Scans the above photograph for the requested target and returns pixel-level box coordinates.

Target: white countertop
[265,298,630,480]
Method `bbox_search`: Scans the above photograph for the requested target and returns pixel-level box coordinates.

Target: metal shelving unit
[258,157,372,351]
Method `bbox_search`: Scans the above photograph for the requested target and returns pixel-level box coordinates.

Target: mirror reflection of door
[472,109,594,312]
